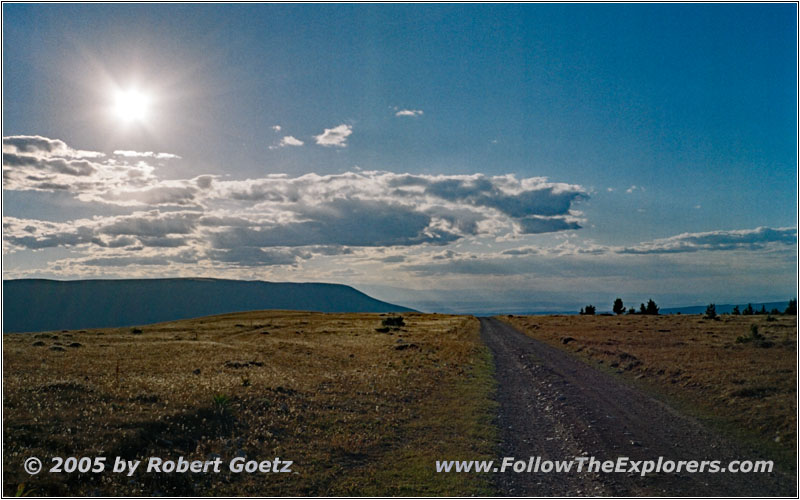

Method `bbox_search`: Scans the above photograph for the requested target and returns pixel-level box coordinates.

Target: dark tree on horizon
[613,298,626,315]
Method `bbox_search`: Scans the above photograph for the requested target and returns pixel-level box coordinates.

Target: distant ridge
[659,301,793,315]
[3,278,414,333]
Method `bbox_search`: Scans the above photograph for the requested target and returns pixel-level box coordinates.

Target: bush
[743,303,755,315]
[731,305,740,315]
[644,299,659,315]
[580,305,596,315]
[381,316,405,327]
[612,298,626,315]
[704,303,717,320]
[736,324,772,347]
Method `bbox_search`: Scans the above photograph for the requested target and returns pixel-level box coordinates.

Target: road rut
[480,317,795,496]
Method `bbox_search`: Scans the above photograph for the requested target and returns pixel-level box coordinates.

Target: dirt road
[479,317,795,496]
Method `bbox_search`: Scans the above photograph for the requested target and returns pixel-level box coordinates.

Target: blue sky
[3,3,797,313]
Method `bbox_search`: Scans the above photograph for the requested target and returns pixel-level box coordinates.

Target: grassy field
[3,311,497,496]
[501,313,797,472]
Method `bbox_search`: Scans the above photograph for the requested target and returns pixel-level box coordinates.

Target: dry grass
[501,314,797,472]
[4,311,497,496]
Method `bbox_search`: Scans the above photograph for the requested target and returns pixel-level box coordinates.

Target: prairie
[3,311,496,496]
[501,313,797,472]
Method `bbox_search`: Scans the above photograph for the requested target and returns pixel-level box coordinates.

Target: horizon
[3,3,797,312]
[2,276,793,316]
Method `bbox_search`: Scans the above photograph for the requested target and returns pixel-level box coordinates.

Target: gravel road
[480,317,795,496]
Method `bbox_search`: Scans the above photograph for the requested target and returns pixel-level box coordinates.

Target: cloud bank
[3,135,591,270]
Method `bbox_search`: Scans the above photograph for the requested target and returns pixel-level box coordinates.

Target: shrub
[580,305,596,315]
[381,316,405,327]
[704,303,717,320]
[212,394,231,416]
[731,305,740,315]
[612,298,626,315]
[743,303,755,315]
[736,324,772,347]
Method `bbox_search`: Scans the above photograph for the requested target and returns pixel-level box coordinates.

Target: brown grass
[501,313,797,472]
[3,311,497,496]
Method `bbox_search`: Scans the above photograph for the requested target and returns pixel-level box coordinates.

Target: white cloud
[278,136,304,147]
[395,109,423,117]
[272,125,282,132]
[113,150,181,160]
[314,124,352,147]
[618,227,797,254]
[3,135,104,159]
[3,137,598,270]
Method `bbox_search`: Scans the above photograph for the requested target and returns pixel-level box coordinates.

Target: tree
[580,304,596,315]
[757,305,767,315]
[732,305,740,315]
[785,299,797,315]
[704,303,717,320]
[639,303,646,314]
[613,298,626,315]
[743,303,755,315]
[645,299,659,315]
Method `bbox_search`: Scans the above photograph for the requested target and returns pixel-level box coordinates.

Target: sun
[113,88,150,124]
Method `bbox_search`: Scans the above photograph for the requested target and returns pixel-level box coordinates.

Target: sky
[2,3,797,313]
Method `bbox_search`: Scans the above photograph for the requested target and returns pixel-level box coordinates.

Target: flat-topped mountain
[3,278,414,333]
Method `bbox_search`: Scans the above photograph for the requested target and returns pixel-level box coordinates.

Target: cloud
[517,216,581,234]
[3,136,594,269]
[113,150,182,160]
[3,135,104,158]
[395,109,423,117]
[278,136,304,147]
[206,247,310,266]
[208,199,460,248]
[626,185,644,194]
[272,125,282,132]
[314,124,352,147]
[618,227,797,254]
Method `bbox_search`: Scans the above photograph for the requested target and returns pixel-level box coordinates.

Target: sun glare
[113,89,150,124]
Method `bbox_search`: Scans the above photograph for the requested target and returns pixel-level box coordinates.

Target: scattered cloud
[626,185,644,194]
[278,136,304,147]
[314,124,352,147]
[3,135,104,159]
[618,227,797,254]
[272,125,282,132]
[113,150,182,160]
[395,109,423,117]
[2,136,595,269]
[8,136,791,283]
